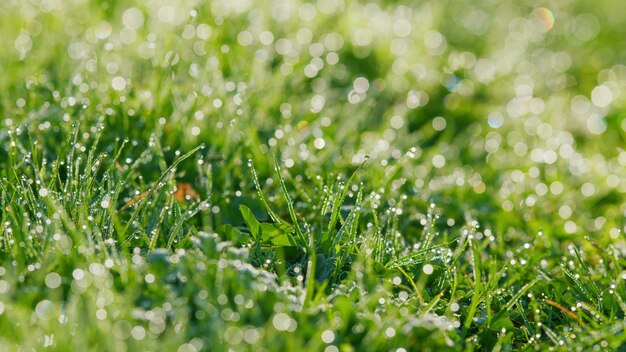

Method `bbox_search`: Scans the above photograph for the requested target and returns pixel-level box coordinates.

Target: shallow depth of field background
[1,0,626,351]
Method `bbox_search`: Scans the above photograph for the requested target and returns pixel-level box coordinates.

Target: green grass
[1,0,626,350]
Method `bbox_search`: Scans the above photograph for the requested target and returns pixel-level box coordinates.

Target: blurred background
[1,0,625,238]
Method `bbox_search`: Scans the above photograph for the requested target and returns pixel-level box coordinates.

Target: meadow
[1,0,626,350]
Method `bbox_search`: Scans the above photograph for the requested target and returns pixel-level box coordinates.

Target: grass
[1,0,626,350]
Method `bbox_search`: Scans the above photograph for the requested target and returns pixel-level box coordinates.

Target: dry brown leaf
[174,182,200,202]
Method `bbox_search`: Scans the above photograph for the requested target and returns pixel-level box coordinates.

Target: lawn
[1,0,626,350]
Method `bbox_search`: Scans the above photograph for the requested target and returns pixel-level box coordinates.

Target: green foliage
[1,0,626,351]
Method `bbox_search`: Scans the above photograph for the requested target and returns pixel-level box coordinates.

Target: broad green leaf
[259,222,297,247]
[239,204,260,238]
[489,315,514,331]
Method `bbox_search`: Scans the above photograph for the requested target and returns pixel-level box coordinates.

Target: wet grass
[1,0,626,351]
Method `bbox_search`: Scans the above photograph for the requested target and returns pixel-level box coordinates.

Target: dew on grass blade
[100,197,111,209]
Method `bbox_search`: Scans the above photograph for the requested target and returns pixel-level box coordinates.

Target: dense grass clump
[1,0,626,350]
